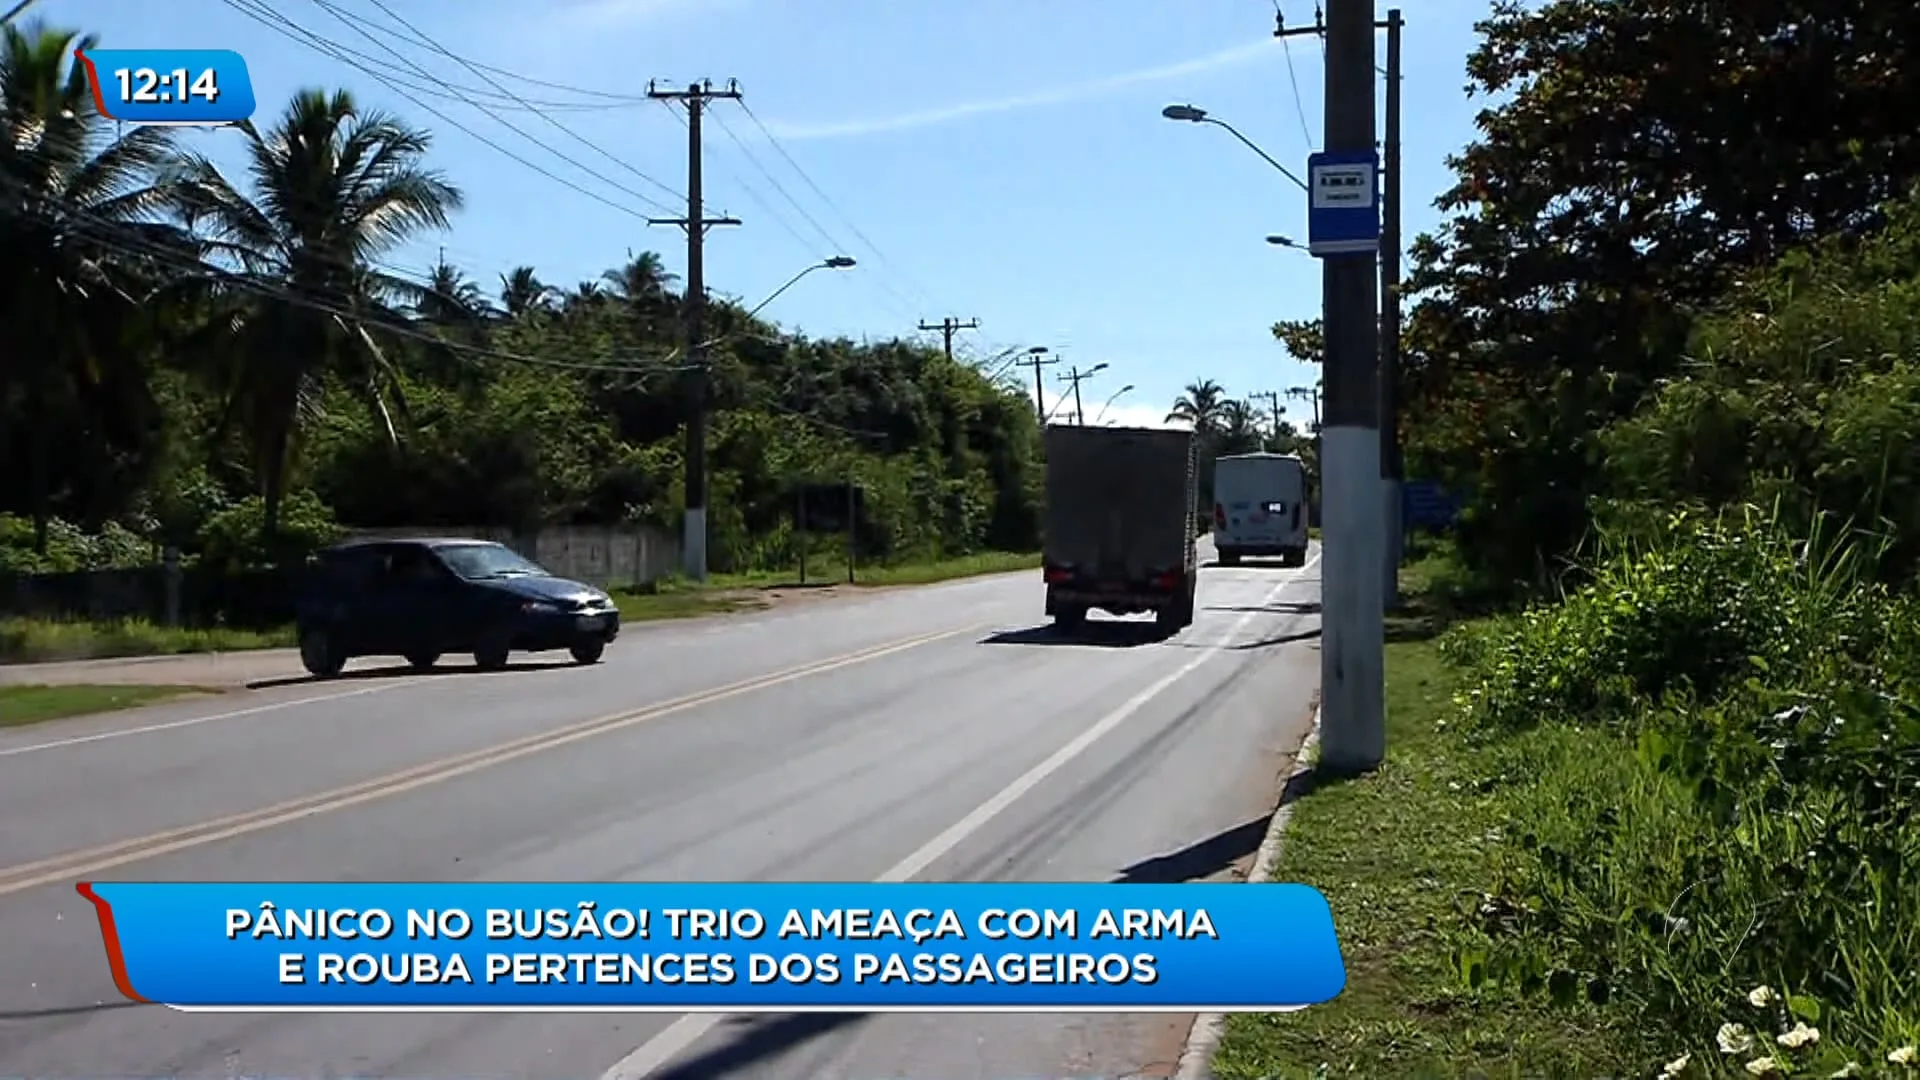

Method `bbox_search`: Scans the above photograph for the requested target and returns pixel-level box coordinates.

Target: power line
[219,0,680,222]
[736,100,938,311]
[345,0,685,206]
[1274,2,1317,147]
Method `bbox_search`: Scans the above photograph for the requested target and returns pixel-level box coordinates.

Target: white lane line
[600,553,1323,1080]
[0,683,410,759]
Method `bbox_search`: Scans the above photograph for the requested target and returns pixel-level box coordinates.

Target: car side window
[387,546,445,586]
[318,549,382,594]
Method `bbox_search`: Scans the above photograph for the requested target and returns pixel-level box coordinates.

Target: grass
[1209,635,1648,1079]
[0,551,1040,663]
[0,683,206,726]
[0,616,294,665]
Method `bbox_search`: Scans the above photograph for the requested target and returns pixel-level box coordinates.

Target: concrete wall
[343,524,683,590]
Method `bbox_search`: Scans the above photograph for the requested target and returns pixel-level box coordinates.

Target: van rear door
[1215,456,1306,549]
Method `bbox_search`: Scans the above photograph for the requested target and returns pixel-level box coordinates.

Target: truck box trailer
[1041,424,1199,632]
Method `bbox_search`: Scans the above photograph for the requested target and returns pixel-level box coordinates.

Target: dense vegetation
[1302,0,1920,1073]
[0,21,1043,580]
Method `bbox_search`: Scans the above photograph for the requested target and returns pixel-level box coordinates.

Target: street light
[1058,361,1108,424]
[1093,383,1134,425]
[1162,104,1309,192]
[1266,234,1305,250]
[740,256,855,322]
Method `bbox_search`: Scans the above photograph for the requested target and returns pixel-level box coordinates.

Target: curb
[1171,706,1322,1080]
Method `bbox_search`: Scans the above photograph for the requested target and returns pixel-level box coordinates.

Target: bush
[1437,510,1920,1072]
[196,491,343,571]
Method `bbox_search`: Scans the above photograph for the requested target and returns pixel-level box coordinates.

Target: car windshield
[435,543,548,580]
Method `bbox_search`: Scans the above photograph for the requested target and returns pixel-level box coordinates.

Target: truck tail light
[1150,570,1182,591]
[1043,564,1074,584]
[1213,503,1227,528]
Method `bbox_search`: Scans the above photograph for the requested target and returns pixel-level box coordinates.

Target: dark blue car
[295,538,622,678]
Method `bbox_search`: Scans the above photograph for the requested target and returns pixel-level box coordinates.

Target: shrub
[1439,510,1920,1068]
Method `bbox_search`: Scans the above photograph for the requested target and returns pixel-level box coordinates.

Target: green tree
[1166,379,1227,433]
[0,21,182,550]
[168,87,462,540]
[498,265,553,318]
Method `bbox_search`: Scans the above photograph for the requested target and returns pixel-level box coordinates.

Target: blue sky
[41,0,1491,431]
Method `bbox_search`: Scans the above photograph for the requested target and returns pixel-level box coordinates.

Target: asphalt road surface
[0,546,1323,1080]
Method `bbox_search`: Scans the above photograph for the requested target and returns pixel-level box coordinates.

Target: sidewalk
[0,648,306,688]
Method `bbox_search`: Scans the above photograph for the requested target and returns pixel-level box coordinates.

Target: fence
[0,523,682,628]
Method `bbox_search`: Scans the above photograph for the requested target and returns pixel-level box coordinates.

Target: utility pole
[1019,347,1058,425]
[648,79,742,583]
[1380,8,1405,603]
[1057,365,1102,425]
[1286,384,1322,432]
[1256,390,1286,438]
[1319,0,1385,775]
[917,316,979,362]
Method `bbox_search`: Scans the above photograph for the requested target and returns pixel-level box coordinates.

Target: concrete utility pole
[1380,8,1406,601]
[1020,346,1058,424]
[1057,363,1108,425]
[648,79,742,583]
[1318,0,1385,775]
[918,316,979,362]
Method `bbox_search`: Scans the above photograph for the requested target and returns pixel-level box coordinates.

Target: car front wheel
[300,628,346,679]
[474,629,511,671]
[570,638,606,665]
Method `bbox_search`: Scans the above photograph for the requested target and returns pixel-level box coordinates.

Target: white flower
[1829,1064,1862,1077]
[1746,1056,1781,1075]
[1748,985,1779,1008]
[1777,1022,1820,1049]
[1891,1045,1918,1065]
[1661,1051,1692,1076]
[1719,1024,1756,1054]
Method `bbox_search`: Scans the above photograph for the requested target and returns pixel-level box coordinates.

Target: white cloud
[1028,394,1189,431]
[761,38,1277,140]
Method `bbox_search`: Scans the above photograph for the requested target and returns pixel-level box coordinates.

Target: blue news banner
[76,882,1346,1011]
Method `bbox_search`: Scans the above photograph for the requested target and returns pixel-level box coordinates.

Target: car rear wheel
[569,638,606,665]
[406,650,440,670]
[300,628,346,679]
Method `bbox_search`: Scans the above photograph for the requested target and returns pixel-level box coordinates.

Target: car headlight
[521,600,562,614]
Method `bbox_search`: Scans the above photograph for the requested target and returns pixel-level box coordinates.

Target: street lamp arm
[741,263,826,323]
[1206,117,1310,193]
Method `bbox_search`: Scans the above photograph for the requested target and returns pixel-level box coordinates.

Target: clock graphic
[75,47,256,126]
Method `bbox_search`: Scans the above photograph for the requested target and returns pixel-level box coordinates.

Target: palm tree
[601,250,677,304]
[498,264,553,317]
[1216,399,1265,455]
[0,22,183,550]
[1166,379,1228,433]
[168,87,461,539]
[417,256,488,325]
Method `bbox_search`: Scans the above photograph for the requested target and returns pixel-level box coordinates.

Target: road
[0,547,1323,1080]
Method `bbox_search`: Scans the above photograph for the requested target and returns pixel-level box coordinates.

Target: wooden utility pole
[1256,390,1286,437]
[648,79,741,583]
[1380,9,1406,592]
[917,316,979,361]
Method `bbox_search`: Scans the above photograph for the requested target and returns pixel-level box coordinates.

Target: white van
[1211,453,1309,566]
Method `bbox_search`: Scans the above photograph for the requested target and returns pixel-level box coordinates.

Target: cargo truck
[1041,424,1200,632]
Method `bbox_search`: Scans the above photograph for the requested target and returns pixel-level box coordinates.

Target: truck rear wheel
[1219,550,1241,566]
[1053,606,1087,631]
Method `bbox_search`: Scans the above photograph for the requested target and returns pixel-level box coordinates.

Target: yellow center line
[0,626,968,896]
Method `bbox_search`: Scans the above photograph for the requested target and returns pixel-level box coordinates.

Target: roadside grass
[0,617,293,665]
[0,683,207,726]
[0,551,1039,662]
[1209,637,1650,1080]
[1218,511,1920,1079]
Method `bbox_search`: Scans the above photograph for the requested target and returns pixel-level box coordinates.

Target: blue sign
[1402,480,1461,531]
[1305,149,1381,257]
